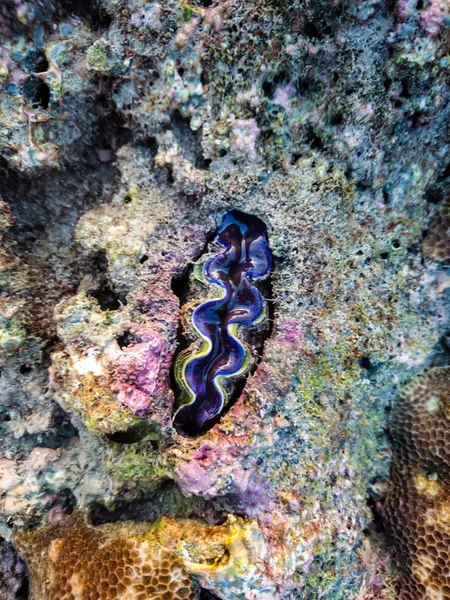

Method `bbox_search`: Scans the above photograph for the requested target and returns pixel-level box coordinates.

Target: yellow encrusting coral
[384,367,450,600]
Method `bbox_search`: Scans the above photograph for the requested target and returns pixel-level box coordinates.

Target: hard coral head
[14,513,199,600]
[385,367,450,599]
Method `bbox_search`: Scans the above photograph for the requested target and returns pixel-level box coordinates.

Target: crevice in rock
[199,590,221,600]
[16,576,29,600]
[0,537,29,600]
[21,403,79,453]
[83,250,127,310]
[366,476,387,534]
[90,284,123,310]
[55,0,113,30]
[22,77,50,110]
[88,479,228,526]
[21,48,49,74]
[429,330,450,368]
[170,110,211,170]
[105,421,158,445]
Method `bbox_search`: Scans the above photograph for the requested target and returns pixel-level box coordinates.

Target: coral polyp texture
[14,513,198,600]
[174,210,272,435]
[13,511,275,600]
[423,195,450,263]
[384,368,450,600]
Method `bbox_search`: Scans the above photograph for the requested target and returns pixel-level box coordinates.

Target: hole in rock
[135,135,158,160]
[90,285,123,311]
[171,210,274,437]
[17,576,29,600]
[20,364,33,375]
[106,421,156,444]
[89,479,228,525]
[199,590,221,599]
[304,21,322,39]
[34,51,49,73]
[21,48,49,74]
[22,78,50,109]
[116,331,134,349]
[262,79,274,97]
[57,0,113,30]
[425,186,442,204]
[306,128,324,150]
[330,113,344,126]
[440,161,450,181]
[262,69,289,99]
[54,488,77,515]
[359,356,373,371]
[366,489,385,533]
[166,165,175,185]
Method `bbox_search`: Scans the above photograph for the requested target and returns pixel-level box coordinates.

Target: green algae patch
[105,442,171,492]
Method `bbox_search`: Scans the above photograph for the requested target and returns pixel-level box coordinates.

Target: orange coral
[14,513,199,600]
[423,196,450,262]
[384,367,450,599]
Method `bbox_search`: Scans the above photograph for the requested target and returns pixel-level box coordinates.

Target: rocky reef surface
[2,0,450,598]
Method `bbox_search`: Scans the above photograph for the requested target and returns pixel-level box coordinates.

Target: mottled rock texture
[2,0,450,599]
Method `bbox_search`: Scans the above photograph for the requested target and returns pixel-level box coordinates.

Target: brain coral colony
[4,0,450,599]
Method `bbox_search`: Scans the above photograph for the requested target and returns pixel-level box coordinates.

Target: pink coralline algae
[110,327,164,412]
[231,119,260,160]
[420,0,448,36]
[273,320,304,350]
[174,398,278,516]
[273,82,297,110]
